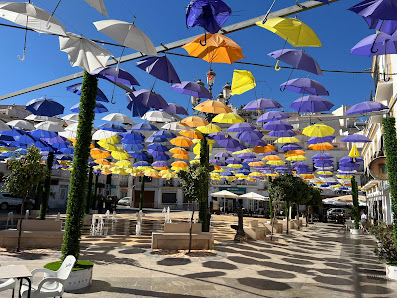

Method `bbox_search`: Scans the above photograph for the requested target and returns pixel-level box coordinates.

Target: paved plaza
[1,212,397,297]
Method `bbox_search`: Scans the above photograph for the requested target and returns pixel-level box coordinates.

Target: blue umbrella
[227,122,256,132]
[42,136,67,144]
[129,89,169,110]
[91,67,140,86]
[123,143,145,151]
[269,130,296,137]
[237,130,263,145]
[262,120,293,131]
[16,134,37,145]
[257,111,290,123]
[130,151,149,161]
[121,132,145,144]
[148,143,168,152]
[226,142,246,152]
[171,81,212,99]
[280,143,302,151]
[0,128,26,137]
[290,95,334,113]
[341,134,372,143]
[153,130,176,139]
[148,150,170,161]
[146,136,167,143]
[56,154,73,161]
[308,136,335,145]
[152,161,168,168]
[134,161,150,167]
[280,78,329,96]
[48,142,69,150]
[71,102,108,113]
[346,101,388,114]
[120,130,145,138]
[162,103,188,115]
[131,123,159,131]
[208,131,231,141]
[348,0,397,23]
[137,56,181,84]
[262,150,278,156]
[126,92,150,117]
[60,147,74,154]
[209,159,224,166]
[312,153,334,160]
[26,97,64,117]
[243,98,283,110]
[98,123,127,132]
[0,135,14,141]
[30,129,58,139]
[66,83,109,103]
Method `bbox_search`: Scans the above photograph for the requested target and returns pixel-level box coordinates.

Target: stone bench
[244,220,266,240]
[262,219,283,234]
[0,220,64,249]
[152,223,214,250]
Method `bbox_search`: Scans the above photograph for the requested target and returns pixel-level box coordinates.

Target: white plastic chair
[0,278,16,297]
[20,255,76,298]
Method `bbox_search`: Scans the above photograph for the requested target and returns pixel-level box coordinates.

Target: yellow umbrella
[256,17,322,48]
[179,130,203,139]
[179,116,209,128]
[196,123,222,134]
[317,171,333,175]
[286,155,307,161]
[170,136,194,147]
[227,164,243,169]
[98,136,119,146]
[115,160,131,167]
[275,137,300,143]
[194,100,232,114]
[212,113,244,124]
[336,175,352,179]
[190,160,200,165]
[232,148,252,155]
[144,168,159,177]
[172,166,189,172]
[267,160,285,165]
[302,124,335,137]
[349,144,360,158]
[231,70,256,95]
[111,150,130,160]
[192,138,215,144]
[249,172,264,178]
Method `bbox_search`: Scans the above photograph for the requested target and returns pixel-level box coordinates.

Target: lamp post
[216,92,225,104]
[206,69,216,95]
[223,82,231,105]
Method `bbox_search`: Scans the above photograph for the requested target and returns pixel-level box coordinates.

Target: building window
[162,193,177,204]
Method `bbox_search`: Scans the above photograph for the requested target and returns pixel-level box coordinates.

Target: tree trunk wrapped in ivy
[139,176,145,211]
[382,117,397,255]
[86,166,93,214]
[199,135,210,232]
[93,172,99,209]
[351,176,360,230]
[268,177,274,220]
[40,151,54,220]
[62,71,97,260]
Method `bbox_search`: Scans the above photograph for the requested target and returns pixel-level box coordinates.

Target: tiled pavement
[1,217,397,297]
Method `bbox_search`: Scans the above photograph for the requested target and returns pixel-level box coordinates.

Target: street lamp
[206,69,216,94]
[216,92,225,104]
[223,82,231,105]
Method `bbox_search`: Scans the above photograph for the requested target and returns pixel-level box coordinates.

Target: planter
[386,264,397,281]
[350,229,361,235]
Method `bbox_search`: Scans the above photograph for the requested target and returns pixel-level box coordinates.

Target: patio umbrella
[102,113,134,124]
[268,49,323,75]
[341,134,372,143]
[290,95,334,113]
[194,100,232,114]
[142,111,174,122]
[243,98,282,110]
[136,56,180,84]
[59,33,113,73]
[308,136,335,144]
[262,120,293,131]
[257,111,290,122]
[240,192,266,200]
[67,83,109,103]
[129,89,169,110]
[346,101,388,114]
[171,81,212,98]
[7,120,34,131]
[70,102,108,113]
[182,33,244,64]
[93,19,157,56]
[35,121,64,132]
[97,123,126,132]
[269,130,296,137]
[92,67,140,86]
[280,78,329,95]
[231,70,256,95]
[26,97,64,116]
[163,103,188,115]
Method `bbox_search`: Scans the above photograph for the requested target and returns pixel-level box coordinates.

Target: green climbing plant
[351,176,360,230]
[40,151,54,220]
[85,166,93,214]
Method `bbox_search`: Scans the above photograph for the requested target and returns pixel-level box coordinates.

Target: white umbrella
[85,0,108,17]
[321,177,336,183]
[92,129,119,140]
[62,113,79,122]
[211,190,239,212]
[59,130,77,139]
[59,32,113,73]
[239,192,266,201]
[161,121,182,131]
[102,113,133,124]
[0,120,11,131]
[25,114,60,122]
[64,123,79,132]
[142,111,174,123]
[7,120,35,131]
[93,20,157,56]
[34,121,64,132]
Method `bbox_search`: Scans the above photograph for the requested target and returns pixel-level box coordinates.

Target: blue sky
[0,0,376,126]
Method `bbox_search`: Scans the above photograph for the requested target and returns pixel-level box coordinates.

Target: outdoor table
[0,265,32,298]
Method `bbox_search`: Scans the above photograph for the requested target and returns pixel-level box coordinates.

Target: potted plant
[370,222,397,280]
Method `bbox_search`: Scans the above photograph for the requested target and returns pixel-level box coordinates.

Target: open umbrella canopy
[171,81,212,98]
[231,70,256,95]
[196,123,222,134]
[142,111,174,122]
[346,101,388,114]
[180,116,209,128]
[243,98,282,110]
[67,83,109,103]
[29,129,57,139]
[274,136,300,144]
[170,136,194,147]
[7,120,34,131]
[312,153,334,160]
[280,143,302,151]
[182,33,244,64]
[341,134,372,143]
[212,113,244,124]
[131,122,159,131]
[257,111,290,123]
[308,142,334,150]
[194,100,232,114]
[102,113,134,124]
[302,124,335,137]
[290,95,334,113]
[35,121,64,132]
[153,130,176,139]
[26,97,64,117]
[227,122,256,132]
[71,102,108,113]
[180,130,203,139]
[126,93,150,117]
[98,123,126,132]
[92,67,140,86]
[129,89,169,110]
[256,17,322,47]
[162,103,188,116]
[268,49,323,75]
[348,0,397,22]
[308,135,335,144]
[262,120,293,131]
[269,130,296,137]
[280,78,329,96]
[351,31,397,56]
[136,56,181,84]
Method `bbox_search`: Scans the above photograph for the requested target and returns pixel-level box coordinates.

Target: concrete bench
[244,220,266,240]
[0,220,64,249]
[262,219,283,234]
[152,223,214,250]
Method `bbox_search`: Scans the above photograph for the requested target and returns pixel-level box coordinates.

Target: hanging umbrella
[136,56,180,84]
[348,0,397,23]
[302,124,335,137]
[93,19,157,56]
[7,120,34,131]
[182,33,244,64]
[231,70,256,95]
[128,89,169,110]
[91,148,111,159]
[341,134,372,143]
[130,151,149,160]
[102,113,134,124]
[163,103,188,115]
[70,102,108,113]
[67,83,109,103]
[111,149,130,160]
[212,113,244,124]
[29,129,57,139]
[312,153,334,160]
[308,142,334,150]
[180,116,209,128]
[280,143,302,151]
[92,130,119,140]
[290,95,334,113]
[126,92,150,117]
[170,136,194,147]
[257,111,290,123]
[262,120,293,131]
[227,123,256,132]
[142,111,174,122]
[131,122,159,131]
[171,81,212,98]
[180,130,203,139]
[256,17,322,47]
[97,123,126,132]
[268,49,323,75]
[59,33,113,73]
[194,100,232,114]
[280,78,329,96]
[35,121,64,132]
[269,130,296,137]
[363,18,397,34]
[345,101,388,114]
[59,130,77,139]
[274,137,300,144]
[62,114,79,122]
[349,144,360,159]
[351,31,397,56]
[243,98,283,110]
[308,135,335,144]
[92,67,140,86]
[237,130,263,144]
[26,97,64,116]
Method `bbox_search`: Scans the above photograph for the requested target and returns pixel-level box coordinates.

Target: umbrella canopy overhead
[341,134,372,143]
[211,190,239,198]
[70,102,108,113]
[136,56,181,84]
[171,81,212,98]
[243,98,283,110]
[256,17,322,47]
[129,89,169,110]
[59,33,113,73]
[302,124,335,137]
[94,19,157,56]
[290,95,334,113]
[7,120,34,131]
[262,120,293,131]
[268,49,323,75]
[257,111,290,123]
[194,100,232,114]
[142,111,174,122]
[97,123,126,132]
[348,0,397,22]
[180,116,209,128]
[26,97,64,117]
[346,101,388,114]
[231,70,256,95]
[280,78,329,96]
[351,31,397,56]
[162,103,188,115]
[308,135,335,144]
[84,0,108,16]
[35,121,64,132]
[102,113,134,124]
[67,83,109,103]
[92,67,140,86]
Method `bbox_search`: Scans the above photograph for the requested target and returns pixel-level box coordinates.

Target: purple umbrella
[237,130,263,144]
[348,0,397,22]
[136,56,181,84]
[268,49,323,76]
[269,130,296,137]
[262,120,293,131]
[126,92,150,117]
[171,81,212,99]
[312,153,334,160]
[130,89,169,110]
[226,142,246,152]
[346,101,388,114]
[131,123,159,131]
[257,111,290,123]
[339,156,364,164]
[226,157,240,164]
[91,67,140,86]
[351,31,397,56]
[292,161,310,167]
[186,0,231,34]
[67,83,109,103]
[262,150,278,156]
[314,160,334,167]
[364,18,397,34]
[341,134,371,143]
[280,78,329,96]
[26,97,64,117]
[98,123,126,132]
[208,131,231,141]
[215,152,232,158]
[209,159,224,166]
[162,103,188,115]
[290,95,334,113]
[280,143,302,151]
[308,136,335,145]
[227,122,256,132]
[238,152,256,159]
[153,130,176,139]
[243,98,282,110]
[148,143,168,152]
[152,161,168,168]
